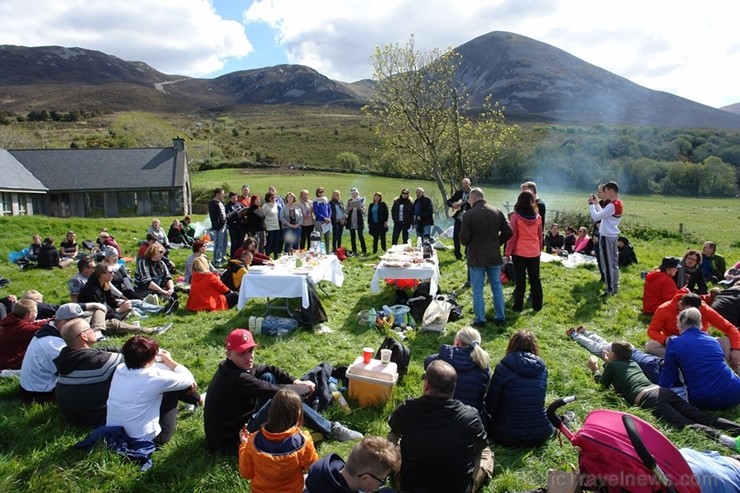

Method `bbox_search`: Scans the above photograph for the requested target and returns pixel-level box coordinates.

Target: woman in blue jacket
[485,330,554,447]
[424,326,491,413]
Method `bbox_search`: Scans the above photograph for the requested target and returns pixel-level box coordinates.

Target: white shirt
[20,327,66,392]
[106,362,194,441]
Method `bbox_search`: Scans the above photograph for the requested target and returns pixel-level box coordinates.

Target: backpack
[293,279,328,327]
[300,362,334,412]
[375,337,410,383]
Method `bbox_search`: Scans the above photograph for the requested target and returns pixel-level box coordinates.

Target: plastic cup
[362,347,374,364]
[380,348,392,364]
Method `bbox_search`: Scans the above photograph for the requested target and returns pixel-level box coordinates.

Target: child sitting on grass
[238,388,318,493]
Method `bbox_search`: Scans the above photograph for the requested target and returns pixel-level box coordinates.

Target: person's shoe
[566,327,576,338]
[162,299,179,316]
[329,422,362,442]
[95,331,108,342]
[493,319,505,327]
[143,294,159,306]
[152,323,173,335]
[472,320,486,328]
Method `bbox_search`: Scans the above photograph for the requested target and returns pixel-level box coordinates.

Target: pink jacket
[505,213,542,258]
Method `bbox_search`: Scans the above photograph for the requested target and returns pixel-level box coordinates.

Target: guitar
[447,200,465,218]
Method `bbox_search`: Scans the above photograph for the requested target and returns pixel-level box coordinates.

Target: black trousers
[637,387,740,434]
[391,222,410,245]
[512,254,543,311]
[349,229,366,254]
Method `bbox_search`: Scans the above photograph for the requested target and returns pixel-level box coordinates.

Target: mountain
[2,34,740,129]
[454,32,740,129]
[721,103,740,116]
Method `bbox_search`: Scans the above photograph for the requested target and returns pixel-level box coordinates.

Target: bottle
[329,380,351,413]
[312,397,321,412]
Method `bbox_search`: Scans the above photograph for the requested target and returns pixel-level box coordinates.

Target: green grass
[0,174,738,493]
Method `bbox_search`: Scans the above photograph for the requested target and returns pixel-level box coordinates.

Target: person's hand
[118,300,132,312]
[7,295,17,303]
[294,379,316,394]
[729,349,740,369]
[239,425,250,444]
[601,350,611,362]
[87,302,107,312]
[587,357,599,373]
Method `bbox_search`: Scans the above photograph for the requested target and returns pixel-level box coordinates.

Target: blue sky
[0,0,737,108]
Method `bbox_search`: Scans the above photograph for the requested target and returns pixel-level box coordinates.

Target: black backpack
[293,279,328,327]
[375,337,410,383]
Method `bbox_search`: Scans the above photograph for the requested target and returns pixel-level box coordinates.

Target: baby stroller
[547,396,699,493]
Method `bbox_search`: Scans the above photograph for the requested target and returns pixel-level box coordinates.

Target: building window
[0,193,12,216]
[117,191,138,216]
[50,193,71,217]
[150,190,171,215]
[17,194,28,215]
[84,192,106,218]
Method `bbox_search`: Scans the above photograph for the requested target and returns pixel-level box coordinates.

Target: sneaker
[329,422,362,442]
[95,330,107,342]
[0,369,21,379]
[143,294,159,306]
[152,323,173,335]
[162,299,179,316]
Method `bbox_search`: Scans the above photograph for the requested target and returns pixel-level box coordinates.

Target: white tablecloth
[237,255,344,310]
[370,245,440,294]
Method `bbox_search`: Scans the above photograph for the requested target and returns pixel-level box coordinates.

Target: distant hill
[2,33,740,129]
[721,102,740,116]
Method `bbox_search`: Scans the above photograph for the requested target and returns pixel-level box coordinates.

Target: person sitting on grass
[186,256,238,312]
[424,326,491,415]
[203,329,361,456]
[181,216,196,245]
[167,219,191,247]
[642,256,684,314]
[617,236,638,267]
[0,299,49,373]
[588,339,740,450]
[106,335,203,446]
[304,436,401,493]
[660,307,740,410]
[700,241,727,283]
[721,258,740,288]
[19,303,85,404]
[183,240,216,284]
[485,330,554,448]
[135,244,178,311]
[68,255,96,302]
[573,227,591,254]
[646,293,740,369]
[59,230,79,261]
[544,223,565,255]
[710,285,740,328]
[674,249,708,294]
[221,250,253,292]
[147,218,170,252]
[234,236,273,266]
[238,388,319,493]
[38,237,74,269]
[54,318,124,427]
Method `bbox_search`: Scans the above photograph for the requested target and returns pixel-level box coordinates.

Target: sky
[0,0,737,108]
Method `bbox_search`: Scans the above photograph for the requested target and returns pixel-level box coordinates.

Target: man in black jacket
[54,318,123,426]
[446,178,472,260]
[390,188,414,245]
[208,188,227,267]
[388,360,492,493]
[203,329,361,455]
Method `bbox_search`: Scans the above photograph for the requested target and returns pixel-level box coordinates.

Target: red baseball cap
[226,329,258,353]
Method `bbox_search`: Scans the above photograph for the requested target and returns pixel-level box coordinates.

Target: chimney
[172,136,185,152]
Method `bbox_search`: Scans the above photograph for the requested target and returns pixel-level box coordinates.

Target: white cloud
[243,0,739,107]
[0,0,251,75]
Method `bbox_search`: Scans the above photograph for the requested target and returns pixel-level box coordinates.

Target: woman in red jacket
[642,256,684,314]
[505,190,543,312]
[186,257,238,311]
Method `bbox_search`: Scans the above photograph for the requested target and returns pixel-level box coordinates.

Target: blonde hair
[22,290,43,302]
[192,255,210,273]
[455,327,489,370]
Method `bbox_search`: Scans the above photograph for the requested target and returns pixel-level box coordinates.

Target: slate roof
[0,149,48,192]
[9,148,180,191]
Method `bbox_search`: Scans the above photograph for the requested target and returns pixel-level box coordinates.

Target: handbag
[421,295,452,332]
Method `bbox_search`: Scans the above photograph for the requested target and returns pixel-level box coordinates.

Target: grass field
[0,172,738,493]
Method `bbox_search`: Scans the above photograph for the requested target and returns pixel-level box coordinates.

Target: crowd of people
[1,177,740,492]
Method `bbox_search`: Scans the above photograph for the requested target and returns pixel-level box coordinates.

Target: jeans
[469,264,504,322]
[265,229,281,259]
[210,228,227,265]
[416,224,432,238]
[246,373,332,436]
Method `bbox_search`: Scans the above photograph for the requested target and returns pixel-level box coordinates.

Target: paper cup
[362,347,374,364]
[380,348,392,364]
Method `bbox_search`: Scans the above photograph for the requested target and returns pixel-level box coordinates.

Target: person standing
[367,192,389,254]
[346,188,367,256]
[588,181,623,296]
[329,190,345,252]
[505,190,543,312]
[459,188,512,327]
[298,190,315,250]
[390,188,413,246]
[520,181,546,232]
[413,187,434,238]
[208,188,228,267]
[280,192,303,253]
[312,187,332,254]
[447,178,472,260]
[226,192,247,259]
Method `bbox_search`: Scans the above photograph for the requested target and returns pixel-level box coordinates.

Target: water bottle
[329,380,351,413]
[312,397,320,412]
[319,242,326,256]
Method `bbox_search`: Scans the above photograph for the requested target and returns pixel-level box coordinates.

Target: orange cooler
[346,356,398,407]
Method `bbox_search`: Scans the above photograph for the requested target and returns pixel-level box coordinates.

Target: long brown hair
[514,190,538,216]
[265,389,303,433]
[506,330,540,356]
